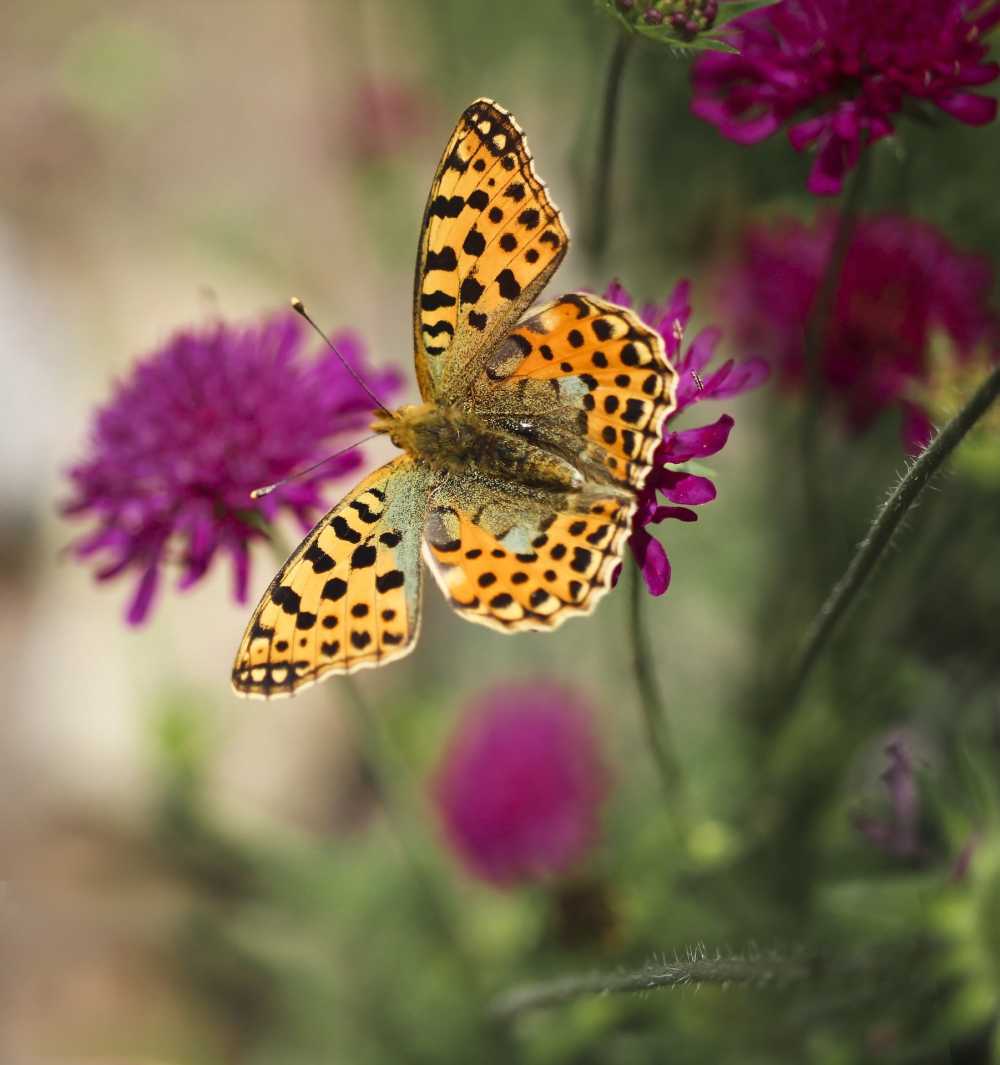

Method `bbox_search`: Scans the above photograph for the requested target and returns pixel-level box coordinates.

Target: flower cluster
[604,281,769,595]
[615,0,720,39]
[432,683,610,887]
[63,311,401,624]
[720,213,997,451]
[691,0,1000,194]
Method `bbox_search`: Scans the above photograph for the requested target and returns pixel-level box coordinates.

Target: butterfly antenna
[250,433,380,499]
[290,297,394,418]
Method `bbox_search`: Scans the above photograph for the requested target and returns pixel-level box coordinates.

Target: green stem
[492,950,810,1018]
[800,152,871,554]
[587,30,634,263]
[628,560,685,816]
[260,537,470,970]
[788,361,1000,706]
[339,678,464,951]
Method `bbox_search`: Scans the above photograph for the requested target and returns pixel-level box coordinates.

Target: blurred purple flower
[63,311,401,624]
[720,213,998,452]
[433,683,610,888]
[348,81,430,163]
[604,280,770,595]
[854,737,923,859]
[691,0,1000,195]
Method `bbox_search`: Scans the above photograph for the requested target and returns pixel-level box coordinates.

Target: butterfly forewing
[232,458,431,697]
[413,98,568,403]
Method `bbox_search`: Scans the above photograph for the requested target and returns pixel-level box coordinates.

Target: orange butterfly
[232,99,677,696]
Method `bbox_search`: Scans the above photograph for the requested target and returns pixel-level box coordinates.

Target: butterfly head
[372,402,433,455]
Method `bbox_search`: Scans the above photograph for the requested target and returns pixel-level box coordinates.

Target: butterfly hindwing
[467,293,678,492]
[232,457,431,697]
[413,98,569,404]
[423,481,633,632]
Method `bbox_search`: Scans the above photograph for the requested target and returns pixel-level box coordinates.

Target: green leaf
[713,0,782,27]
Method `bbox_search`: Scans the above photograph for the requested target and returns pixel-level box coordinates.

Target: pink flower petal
[933,91,998,125]
[659,473,718,506]
[660,414,735,463]
[126,564,160,626]
[630,528,672,597]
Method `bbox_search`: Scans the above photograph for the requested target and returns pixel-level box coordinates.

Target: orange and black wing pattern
[413,99,568,403]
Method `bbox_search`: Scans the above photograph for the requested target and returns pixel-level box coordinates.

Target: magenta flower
[604,281,769,596]
[691,0,1000,195]
[433,683,610,887]
[63,311,401,624]
[720,213,997,452]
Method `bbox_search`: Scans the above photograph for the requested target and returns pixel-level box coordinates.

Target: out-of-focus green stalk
[587,30,634,263]
[259,538,470,970]
[628,560,686,821]
[492,949,810,1018]
[788,361,1000,707]
[799,152,871,567]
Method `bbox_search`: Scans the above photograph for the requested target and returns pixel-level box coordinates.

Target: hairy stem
[628,560,686,817]
[587,30,634,263]
[492,950,810,1018]
[789,361,1000,705]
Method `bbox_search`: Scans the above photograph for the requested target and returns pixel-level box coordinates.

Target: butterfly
[232,99,678,697]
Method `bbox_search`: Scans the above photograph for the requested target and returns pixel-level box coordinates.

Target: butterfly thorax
[373,402,583,494]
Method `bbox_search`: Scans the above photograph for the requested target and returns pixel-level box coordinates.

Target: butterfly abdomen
[380,402,581,493]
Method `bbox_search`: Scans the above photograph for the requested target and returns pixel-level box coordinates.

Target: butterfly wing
[468,293,679,491]
[232,457,431,697]
[423,481,633,632]
[413,98,568,404]
[422,293,678,632]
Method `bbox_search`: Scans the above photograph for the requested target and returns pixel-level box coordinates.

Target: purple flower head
[721,213,998,452]
[432,683,610,888]
[348,80,429,163]
[691,0,1000,195]
[604,281,770,596]
[63,311,401,624]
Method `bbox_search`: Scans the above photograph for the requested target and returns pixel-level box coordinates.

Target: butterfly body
[232,99,678,697]
[373,403,586,494]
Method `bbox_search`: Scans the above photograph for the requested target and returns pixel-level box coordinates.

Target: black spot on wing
[496,269,521,300]
[331,516,361,543]
[421,290,457,311]
[460,277,485,304]
[322,577,347,601]
[425,246,458,271]
[351,544,377,569]
[350,499,382,524]
[463,228,486,256]
[271,585,301,614]
[429,194,465,219]
[376,570,405,592]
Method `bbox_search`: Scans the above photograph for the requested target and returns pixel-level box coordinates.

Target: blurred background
[3,1,1000,1062]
